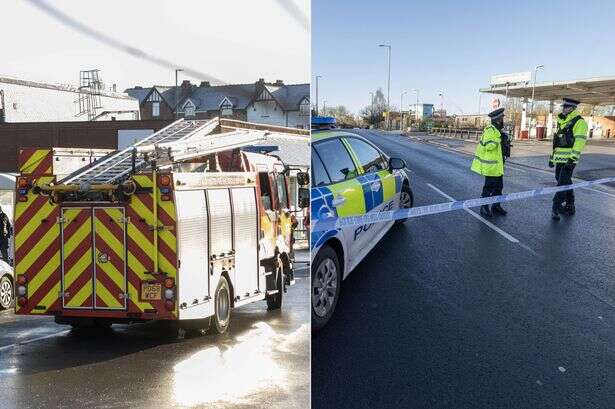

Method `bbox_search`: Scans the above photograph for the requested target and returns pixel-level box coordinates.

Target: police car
[311,119,413,330]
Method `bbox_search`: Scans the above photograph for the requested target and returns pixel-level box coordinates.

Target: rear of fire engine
[13,118,307,333]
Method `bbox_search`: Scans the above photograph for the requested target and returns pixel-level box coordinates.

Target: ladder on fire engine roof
[60,118,217,185]
[136,127,269,167]
[59,117,269,185]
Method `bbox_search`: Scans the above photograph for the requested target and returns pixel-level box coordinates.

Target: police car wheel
[312,245,340,330]
[208,276,231,335]
[0,275,13,310]
[395,184,414,225]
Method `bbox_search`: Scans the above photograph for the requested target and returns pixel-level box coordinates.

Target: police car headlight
[164,289,174,300]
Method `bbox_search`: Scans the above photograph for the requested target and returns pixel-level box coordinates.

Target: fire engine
[13,118,309,334]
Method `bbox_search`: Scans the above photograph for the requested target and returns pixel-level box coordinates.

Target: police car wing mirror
[297,187,310,209]
[388,157,406,171]
[297,171,310,186]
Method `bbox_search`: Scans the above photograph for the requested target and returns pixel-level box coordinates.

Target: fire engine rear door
[231,187,259,298]
[93,207,128,310]
[61,208,95,309]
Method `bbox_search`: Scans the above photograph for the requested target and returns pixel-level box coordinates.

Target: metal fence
[429,127,482,140]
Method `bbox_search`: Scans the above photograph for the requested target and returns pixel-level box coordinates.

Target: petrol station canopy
[480,76,615,106]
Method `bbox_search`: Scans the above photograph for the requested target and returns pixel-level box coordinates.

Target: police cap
[488,108,505,119]
[562,98,580,107]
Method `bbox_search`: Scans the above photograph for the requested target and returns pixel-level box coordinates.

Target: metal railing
[429,127,482,140]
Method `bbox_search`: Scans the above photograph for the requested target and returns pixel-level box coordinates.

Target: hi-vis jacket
[471,125,504,177]
[550,110,588,164]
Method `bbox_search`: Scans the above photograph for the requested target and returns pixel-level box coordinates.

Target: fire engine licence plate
[141,283,162,301]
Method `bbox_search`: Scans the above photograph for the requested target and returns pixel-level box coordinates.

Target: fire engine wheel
[0,275,13,310]
[311,245,340,331]
[395,184,414,225]
[208,276,231,335]
[266,259,284,310]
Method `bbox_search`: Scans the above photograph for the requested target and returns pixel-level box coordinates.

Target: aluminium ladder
[60,118,217,185]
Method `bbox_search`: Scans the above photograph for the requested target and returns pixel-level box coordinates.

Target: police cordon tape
[311,176,615,232]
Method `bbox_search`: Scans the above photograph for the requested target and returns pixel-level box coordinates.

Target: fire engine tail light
[16,275,27,302]
[163,277,175,310]
[164,277,175,289]
[17,178,29,202]
[159,175,171,186]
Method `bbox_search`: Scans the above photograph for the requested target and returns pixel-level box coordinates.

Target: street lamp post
[379,44,391,130]
[323,100,327,116]
[530,64,544,127]
[370,92,375,125]
[315,75,322,116]
[412,89,420,121]
[175,68,184,118]
[438,91,444,115]
[400,90,407,130]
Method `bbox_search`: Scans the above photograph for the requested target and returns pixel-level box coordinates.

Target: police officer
[549,98,588,220]
[471,108,511,217]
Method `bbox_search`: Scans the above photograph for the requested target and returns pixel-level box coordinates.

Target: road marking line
[427,183,520,243]
[582,186,615,199]
[0,330,69,352]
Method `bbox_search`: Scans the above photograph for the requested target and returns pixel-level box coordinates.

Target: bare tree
[360,88,387,127]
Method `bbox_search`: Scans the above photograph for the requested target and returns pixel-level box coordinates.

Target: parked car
[310,130,414,330]
[0,259,13,310]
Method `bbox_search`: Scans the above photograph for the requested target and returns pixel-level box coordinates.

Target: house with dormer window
[125,79,309,128]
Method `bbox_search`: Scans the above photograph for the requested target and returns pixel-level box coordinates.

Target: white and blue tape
[312,177,615,232]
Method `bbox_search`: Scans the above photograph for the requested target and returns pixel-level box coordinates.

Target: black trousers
[553,163,575,207]
[481,176,503,198]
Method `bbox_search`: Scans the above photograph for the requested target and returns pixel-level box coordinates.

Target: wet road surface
[0,270,309,409]
[312,129,615,409]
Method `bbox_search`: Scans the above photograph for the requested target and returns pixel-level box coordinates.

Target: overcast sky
[2,0,310,91]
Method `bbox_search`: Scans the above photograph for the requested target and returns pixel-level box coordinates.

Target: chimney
[275,79,284,86]
[200,81,211,87]
[181,80,192,97]
[257,78,265,85]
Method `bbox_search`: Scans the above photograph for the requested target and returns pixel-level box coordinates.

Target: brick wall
[140,100,175,120]
[0,119,172,172]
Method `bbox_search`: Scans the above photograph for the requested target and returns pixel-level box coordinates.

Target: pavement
[417,132,615,184]
[0,268,309,409]
[312,129,615,409]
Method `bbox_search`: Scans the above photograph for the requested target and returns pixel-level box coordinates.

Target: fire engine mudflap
[13,119,306,334]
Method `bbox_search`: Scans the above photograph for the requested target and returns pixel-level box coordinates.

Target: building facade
[0,76,140,123]
[126,79,310,129]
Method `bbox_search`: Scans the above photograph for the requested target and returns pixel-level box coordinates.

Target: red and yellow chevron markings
[14,176,61,315]
[94,208,127,310]
[19,148,53,176]
[61,208,94,309]
[125,174,177,318]
[125,175,157,314]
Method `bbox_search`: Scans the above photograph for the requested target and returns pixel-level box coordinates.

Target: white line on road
[427,183,520,243]
[427,183,540,256]
[0,330,69,353]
